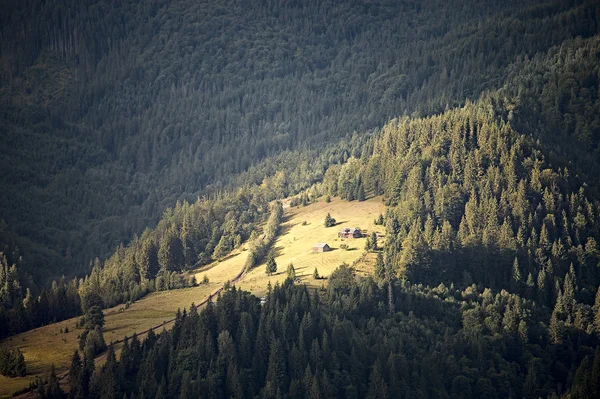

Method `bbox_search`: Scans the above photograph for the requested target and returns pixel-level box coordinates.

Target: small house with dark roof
[338,227,362,239]
[313,243,331,253]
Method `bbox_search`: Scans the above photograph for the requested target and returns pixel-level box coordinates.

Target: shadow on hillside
[219,252,241,262]
[271,245,284,258]
[278,223,295,237]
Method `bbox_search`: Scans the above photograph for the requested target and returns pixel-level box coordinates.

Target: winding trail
[15,262,249,398]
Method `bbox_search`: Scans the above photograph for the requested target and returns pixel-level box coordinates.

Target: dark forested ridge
[2,0,600,396]
[1,0,599,286]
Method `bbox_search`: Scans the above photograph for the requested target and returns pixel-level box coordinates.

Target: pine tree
[158,226,184,272]
[370,232,378,251]
[526,272,535,298]
[46,364,64,399]
[592,347,600,396]
[313,268,320,280]
[180,212,196,269]
[537,267,548,305]
[563,265,577,324]
[286,263,296,282]
[367,361,389,399]
[356,176,366,201]
[264,339,286,397]
[571,356,593,399]
[511,257,521,292]
[594,285,600,334]
[324,213,336,228]
[84,305,105,330]
[213,235,232,260]
[69,351,83,399]
[550,293,565,344]
[266,253,277,276]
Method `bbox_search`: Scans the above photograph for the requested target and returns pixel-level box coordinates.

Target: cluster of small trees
[365,232,378,252]
[77,292,107,360]
[0,255,81,340]
[0,346,26,377]
[245,202,284,271]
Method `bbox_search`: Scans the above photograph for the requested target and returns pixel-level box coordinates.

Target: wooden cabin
[313,243,331,253]
[338,227,362,238]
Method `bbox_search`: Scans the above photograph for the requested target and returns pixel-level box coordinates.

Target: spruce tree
[158,226,184,272]
[324,213,336,228]
[69,351,83,399]
[46,364,64,399]
[313,268,320,280]
[594,285,600,334]
[266,253,277,276]
[286,263,296,282]
[511,257,521,292]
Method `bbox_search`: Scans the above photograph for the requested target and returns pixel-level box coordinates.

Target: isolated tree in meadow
[313,268,320,280]
[266,253,277,276]
[324,213,336,227]
[287,263,296,281]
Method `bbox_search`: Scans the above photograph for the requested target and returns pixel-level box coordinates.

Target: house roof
[340,227,360,233]
[313,243,329,247]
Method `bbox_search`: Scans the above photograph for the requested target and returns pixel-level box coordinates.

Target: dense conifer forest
[1,0,598,283]
[2,0,600,397]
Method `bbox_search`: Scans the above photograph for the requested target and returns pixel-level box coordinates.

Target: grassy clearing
[236,196,386,296]
[1,196,385,397]
[0,284,216,398]
[192,248,248,286]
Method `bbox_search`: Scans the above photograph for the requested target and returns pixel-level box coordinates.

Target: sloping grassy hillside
[0,284,217,398]
[1,196,385,397]
[236,196,385,296]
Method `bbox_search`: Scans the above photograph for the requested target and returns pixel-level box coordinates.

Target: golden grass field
[231,196,385,296]
[0,284,216,398]
[0,196,385,398]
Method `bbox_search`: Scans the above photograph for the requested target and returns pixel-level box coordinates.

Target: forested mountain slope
[70,86,600,399]
[1,0,598,285]
[1,1,600,394]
